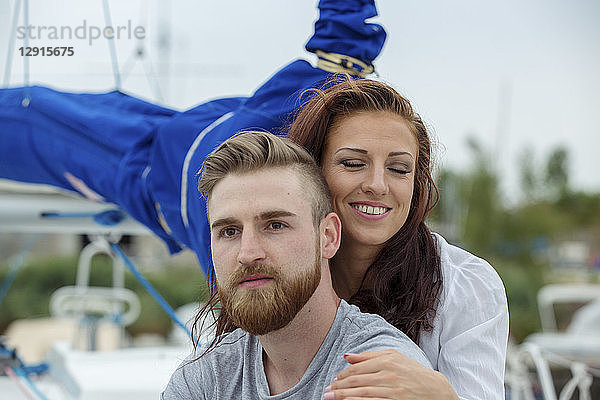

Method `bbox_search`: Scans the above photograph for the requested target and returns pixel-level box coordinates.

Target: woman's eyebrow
[389,151,414,159]
[334,147,367,155]
[334,147,414,160]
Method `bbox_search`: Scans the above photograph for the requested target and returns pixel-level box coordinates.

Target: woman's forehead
[325,111,416,153]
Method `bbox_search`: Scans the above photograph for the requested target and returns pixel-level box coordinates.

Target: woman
[288,76,509,400]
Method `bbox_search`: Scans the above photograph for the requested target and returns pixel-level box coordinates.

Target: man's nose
[237,229,266,265]
[361,166,389,196]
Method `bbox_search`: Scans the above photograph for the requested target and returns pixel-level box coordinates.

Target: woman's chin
[343,230,393,249]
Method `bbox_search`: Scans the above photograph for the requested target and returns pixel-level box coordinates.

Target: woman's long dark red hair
[288,75,442,343]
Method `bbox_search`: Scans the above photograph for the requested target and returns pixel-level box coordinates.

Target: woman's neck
[330,237,381,300]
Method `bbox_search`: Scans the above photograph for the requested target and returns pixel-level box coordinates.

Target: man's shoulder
[177,328,249,372]
[340,300,390,331]
[338,301,432,368]
[162,329,251,399]
[197,328,250,360]
[339,301,411,344]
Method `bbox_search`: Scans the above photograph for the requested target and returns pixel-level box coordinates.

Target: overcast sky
[1,0,599,201]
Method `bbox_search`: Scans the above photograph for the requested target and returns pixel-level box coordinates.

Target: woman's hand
[323,350,459,400]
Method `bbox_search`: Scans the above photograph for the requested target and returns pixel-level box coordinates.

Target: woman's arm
[325,350,459,400]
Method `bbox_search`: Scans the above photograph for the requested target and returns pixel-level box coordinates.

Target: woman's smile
[349,201,392,219]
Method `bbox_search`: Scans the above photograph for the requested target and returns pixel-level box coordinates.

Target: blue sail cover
[0,0,386,277]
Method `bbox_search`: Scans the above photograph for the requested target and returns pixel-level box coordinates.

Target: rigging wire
[5,0,165,100]
[119,0,164,102]
[3,0,22,87]
[22,0,30,105]
[102,0,122,89]
[137,0,164,101]
[110,242,194,342]
[143,50,164,103]
[0,234,38,307]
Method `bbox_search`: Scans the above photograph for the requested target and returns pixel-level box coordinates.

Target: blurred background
[0,0,599,396]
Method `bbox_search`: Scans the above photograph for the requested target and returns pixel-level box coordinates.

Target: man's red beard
[217,246,321,336]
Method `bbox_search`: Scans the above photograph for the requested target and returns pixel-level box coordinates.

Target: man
[161,131,431,399]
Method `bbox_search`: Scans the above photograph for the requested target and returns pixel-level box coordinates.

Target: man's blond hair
[198,131,332,226]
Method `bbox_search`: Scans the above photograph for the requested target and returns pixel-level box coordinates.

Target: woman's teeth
[352,204,388,215]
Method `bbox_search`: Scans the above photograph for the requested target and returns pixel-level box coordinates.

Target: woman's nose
[361,166,389,196]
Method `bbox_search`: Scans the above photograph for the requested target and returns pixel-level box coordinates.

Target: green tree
[460,137,502,256]
[518,147,540,202]
[431,140,599,342]
[545,146,570,200]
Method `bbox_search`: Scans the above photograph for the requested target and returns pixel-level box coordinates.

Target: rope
[3,366,36,400]
[102,0,122,89]
[1,341,49,400]
[40,209,126,226]
[0,234,38,306]
[12,366,49,400]
[315,50,374,77]
[3,0,22,87]
[0,268,49,399]
[38,209,192,340]
[12,209,194,343]
[110,242,194,342]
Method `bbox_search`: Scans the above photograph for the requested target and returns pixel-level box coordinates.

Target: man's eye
[221,227,239,237]
[267,221,285,231]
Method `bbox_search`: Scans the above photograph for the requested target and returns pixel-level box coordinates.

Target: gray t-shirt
[161,300,431,399]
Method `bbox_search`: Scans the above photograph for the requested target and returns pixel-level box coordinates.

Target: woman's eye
[388,167,410,175]
[340,160,365,168]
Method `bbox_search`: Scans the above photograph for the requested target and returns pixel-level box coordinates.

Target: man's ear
[320,212,341,259]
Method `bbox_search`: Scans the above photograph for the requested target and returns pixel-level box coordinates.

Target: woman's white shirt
[419,233,509,400]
